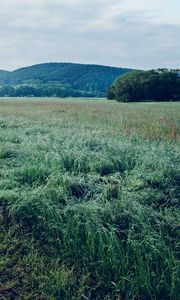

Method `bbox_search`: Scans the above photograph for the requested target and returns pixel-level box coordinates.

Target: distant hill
[0,63,132,97]
[0,70,9,74]
[0,70,10,80]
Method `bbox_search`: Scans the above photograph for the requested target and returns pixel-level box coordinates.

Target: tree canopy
[107,69,180,102]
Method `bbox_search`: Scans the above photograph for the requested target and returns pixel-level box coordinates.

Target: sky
[0,0,179,70]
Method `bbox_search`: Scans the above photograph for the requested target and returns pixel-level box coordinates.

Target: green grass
[0,98,180,299]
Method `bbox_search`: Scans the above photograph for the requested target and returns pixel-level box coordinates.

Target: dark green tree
[107,86,115,99]
[0,85,16,97]
[110,69,180,102]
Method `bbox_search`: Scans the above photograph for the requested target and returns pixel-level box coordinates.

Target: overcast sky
[0,0,179,70]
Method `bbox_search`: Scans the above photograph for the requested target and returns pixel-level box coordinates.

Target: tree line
[0,84,103,98]
[107,69,180,102]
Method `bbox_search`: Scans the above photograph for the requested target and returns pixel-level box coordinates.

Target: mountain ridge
[0,62,133,97]
[1,62,131,72]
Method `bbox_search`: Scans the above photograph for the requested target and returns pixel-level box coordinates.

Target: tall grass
[0,98,180,299]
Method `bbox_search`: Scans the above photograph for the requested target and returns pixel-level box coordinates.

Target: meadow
[0,98,180,299]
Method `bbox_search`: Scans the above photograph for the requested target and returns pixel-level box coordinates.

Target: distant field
[0,98,180,299]
[0,97,179,140]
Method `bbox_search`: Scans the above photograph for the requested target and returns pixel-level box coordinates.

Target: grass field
[0,98,180,299]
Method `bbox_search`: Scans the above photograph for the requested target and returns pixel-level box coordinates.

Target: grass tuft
[0,98,180,299]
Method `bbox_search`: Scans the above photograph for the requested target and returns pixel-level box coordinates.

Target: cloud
[0,0,179,70]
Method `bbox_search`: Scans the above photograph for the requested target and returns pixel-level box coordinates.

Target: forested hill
[0,70,10,80]
[0,63,132,97]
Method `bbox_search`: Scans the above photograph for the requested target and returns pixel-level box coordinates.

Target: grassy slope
[0,98,180,300]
